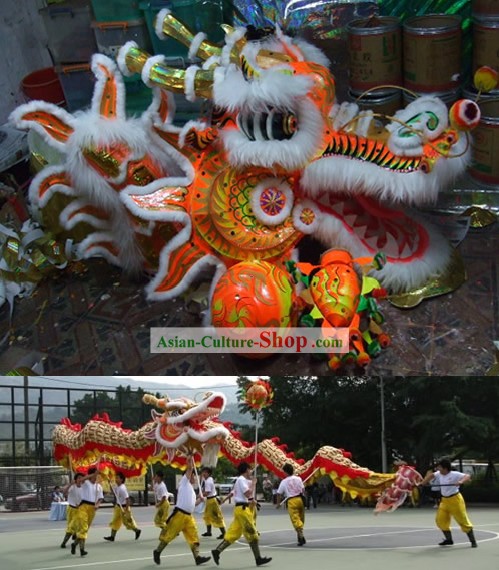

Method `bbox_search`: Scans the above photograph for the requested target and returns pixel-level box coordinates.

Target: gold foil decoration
[256,49,293,69]
[124,45,151,76]
[463,206,497,228]
[388,249,466,308]
[149,65,187,94]
[159,11,221,60]
[82,146,127,178]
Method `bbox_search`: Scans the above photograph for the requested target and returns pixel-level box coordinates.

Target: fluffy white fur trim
[292,38,331,68]
[155,8,172,40]
[116,41,139,77]
[222,98,324,171]
[213,66,312,112]
[202,55,221,70]
[29,165,74,207]
[78,232,121,266]
[221,27,247,68]
[250,179,294,226]
[145,88,177,126]
[185,65,201,102]
[59,199,110,230]
[189,33,207,61]
[142,55,167,88]
[9,101,76,153]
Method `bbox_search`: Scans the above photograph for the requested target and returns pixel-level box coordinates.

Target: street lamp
[380,377,388,472]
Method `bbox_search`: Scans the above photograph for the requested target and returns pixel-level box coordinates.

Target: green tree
[70,385,152,430]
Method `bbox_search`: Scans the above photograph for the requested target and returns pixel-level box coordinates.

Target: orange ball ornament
[211,260,298,329]
[474,66,499,93]
[244,380,274,410]
[449,99,481,131]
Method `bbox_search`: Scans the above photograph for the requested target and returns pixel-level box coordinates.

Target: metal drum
[347,16,402,94]
[403,15,462,93]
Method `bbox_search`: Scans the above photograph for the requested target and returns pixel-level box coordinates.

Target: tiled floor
[1,213,497,377]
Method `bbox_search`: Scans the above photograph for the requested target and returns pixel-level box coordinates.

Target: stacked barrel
[467,0,499,186]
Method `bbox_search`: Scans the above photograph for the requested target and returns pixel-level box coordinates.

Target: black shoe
[201,532,212,537]
[216,534,225,539]
[80,551,88,557]
[135,529,142,540]
[297,536,306,546]
[438,539,454,546]
[60,543,66,549]
[471,542,477,548]
[153,550,161,565]
[104,536,115,542]
[211,550,220,566]
[70,542,76,555]
[256,557,272,566]
[196,556,211,565]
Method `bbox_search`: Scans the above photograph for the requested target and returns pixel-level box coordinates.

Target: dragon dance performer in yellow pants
[104,472,141,542]
[71,467,104,557]
[153,470,171,529]
[200,467,226,539]
[276,463,306,546]
[421,458,477,548]
[153,457,211,566]
[60,473,83,548]
[212,462,271,567]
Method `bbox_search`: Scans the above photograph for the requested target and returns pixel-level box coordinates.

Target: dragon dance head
[118,10,479,292]
[143,392,230,463]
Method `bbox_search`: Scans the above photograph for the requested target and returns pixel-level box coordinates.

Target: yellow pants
[159,510,199,546]
[203,497,225,528]
[287,496,305,531]
[77,503,96,540]
[155,502,170,529]
[109,505,138,532]
[436,493,473,533]
[225,505,259,544]
[66,505,82,535]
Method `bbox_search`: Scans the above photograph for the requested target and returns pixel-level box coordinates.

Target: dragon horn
[155,8,222,61]
[117,42,215,100]
[143,394,169,408]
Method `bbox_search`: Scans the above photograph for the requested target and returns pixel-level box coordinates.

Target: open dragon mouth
[315,192,429,262]
[237,110,298,141]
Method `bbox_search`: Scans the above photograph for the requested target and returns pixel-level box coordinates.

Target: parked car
[4,482,46,511]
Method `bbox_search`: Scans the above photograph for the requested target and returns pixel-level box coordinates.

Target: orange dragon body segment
[52,391,396,500]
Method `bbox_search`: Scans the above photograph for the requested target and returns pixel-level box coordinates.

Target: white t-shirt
[114,483,129,506]
[432,471,466,497]
[233,475,252,503]
[176,473,196,513]
[277,475,304,498]
[154,481,168,503]
[67,484,82,508]
[80,480,104,504]
[202,476,217,498]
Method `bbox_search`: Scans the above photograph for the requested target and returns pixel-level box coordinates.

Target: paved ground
[0,503,497,570]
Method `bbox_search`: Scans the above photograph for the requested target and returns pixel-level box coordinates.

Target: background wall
[0,0,51,124]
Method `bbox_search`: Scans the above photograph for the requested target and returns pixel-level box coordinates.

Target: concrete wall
[0,0,51,124]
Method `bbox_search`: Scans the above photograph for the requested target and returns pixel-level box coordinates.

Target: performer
[71,467,104,557]
[211,462,271,567]
[60,472,83,548]
[153,470,171,529]
[275,463,306,546]
[104,472,142,542]
[153,456,211,566]
[420,458,477,548]
[200,467,226,539]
